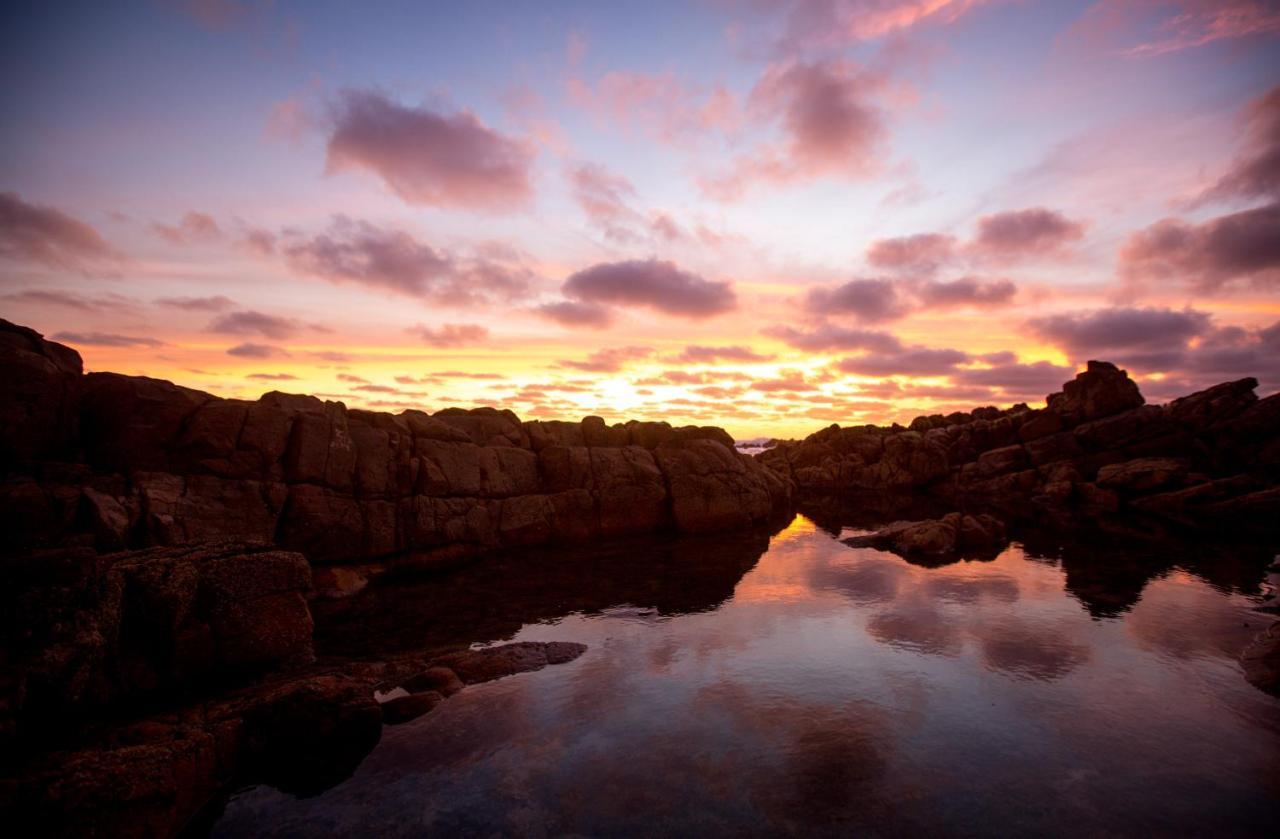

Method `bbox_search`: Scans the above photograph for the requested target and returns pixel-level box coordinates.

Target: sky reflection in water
[213,516,1280,837]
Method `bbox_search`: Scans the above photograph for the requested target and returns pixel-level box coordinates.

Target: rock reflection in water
[211,515,1280,837]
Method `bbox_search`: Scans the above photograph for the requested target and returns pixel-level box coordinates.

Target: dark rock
[1241,621,1280,696]
[1096,458,1188,493]
[401,666,464,697]
[380,690,443,725]
[843,513,1008,557]
[434,641,587,684]
[1046,360,1144,426]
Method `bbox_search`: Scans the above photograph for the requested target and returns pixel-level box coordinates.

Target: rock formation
[843,512,1008,558]
[0,319,793,563]
[760,361,1280,536]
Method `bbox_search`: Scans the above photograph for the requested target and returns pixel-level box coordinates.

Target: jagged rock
[0,318,82,466]
[1046,360,1144,426]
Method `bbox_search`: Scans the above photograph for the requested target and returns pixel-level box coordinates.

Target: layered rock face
[0,319,792,562]
[760,361,1280,534]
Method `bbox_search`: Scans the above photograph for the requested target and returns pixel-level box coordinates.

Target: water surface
[213,515,1280,837]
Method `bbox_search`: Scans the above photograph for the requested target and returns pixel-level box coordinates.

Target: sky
[1,0,1278,439]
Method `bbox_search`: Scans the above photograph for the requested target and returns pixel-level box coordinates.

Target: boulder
[1046,360,1144,426]
[1096,458,1188,493]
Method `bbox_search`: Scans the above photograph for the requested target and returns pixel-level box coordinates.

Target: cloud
[0,192,121,273]
[751,370,817,393]
[247,372,298,381]
[837,346,970,376]
[325,89,535,211]
[952,359,1075,396]
[154,295,235,311]
[242,228,277,256]
[151,211,222,245]
[915,276,1017,307]
[567,162,639,240]
[226,342,287,358]
[1118,202,1280,291]
[566,71,738,145]
[806,278,906,322]
[672,345,774,363]
[52,331,164,348]
[284,216,531,304]
[1200,84,1280,203]
[208,309,297,339]
[534,300,614,329]
[866,233,957,273]
[705,58,888,199]
[2,289,134,312]
[563,259,737,318]
[764,323,905,353]
[747,0,1002,52]
[407,323,489,347]
[970,207,1085,258]
[558,345,653,373]
[1118,1,1280,57]
[1027,306,1211,370]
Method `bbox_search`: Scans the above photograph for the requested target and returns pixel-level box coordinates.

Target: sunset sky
[2,0,1278,439]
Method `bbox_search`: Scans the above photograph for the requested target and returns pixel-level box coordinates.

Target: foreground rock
[843,513,1009,558]
[1241,622,1280,696]
[0,319,792,562]
[762,361,1280,536]
[0,640,585,836]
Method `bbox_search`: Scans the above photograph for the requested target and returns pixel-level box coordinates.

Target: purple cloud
[52,331,164,348]
[563,259,737,318]
[1027,306,1211,371]
[326,90,535,211]
[226,342,287,358]
[535,300,614,329]
[837,346,970,376]
[155,295,235,311]
[0,192,120,272]
[916,276,1017,307]
[558,345,653,373]
[764,323,905,353]
[866,233,956,274]
[152,211,222,245]
[1119,202,1280,291]
[971,207,1085,257]
[806,278,906,322]
[673,345,774,363]
[208,309,297,339]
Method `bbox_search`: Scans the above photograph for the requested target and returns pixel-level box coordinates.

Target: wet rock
[380,690,443,725]
[1241,621,1280,696]
[843,513,1008,557]
[434,641,587,685]
[401,666,464,697]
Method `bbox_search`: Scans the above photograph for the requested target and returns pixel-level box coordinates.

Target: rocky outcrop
[761,361,1280,536]
[842,513,1008,558]
[0,319,793,562]
[1,541,314,743]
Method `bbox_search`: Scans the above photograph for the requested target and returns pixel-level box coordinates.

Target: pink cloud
[915,276,1016,307]
[806,278,907,322]
[1027,306,1210,370]
[558,345,654,373]
[764,323,905,353]
[152,211,222,245]
[0,192,121,273]
[1119,202,1280,291]
[208,309,298,339]
[53,331,164,348]
[1200,84,1280,204]
[749,0,1002,52]
[226,342,287,358]
[562,259,738,318]
[283,216,531,305]
[326,90,535,211]
[566,71,739,145]
[706,59,888,199]
[155,295,235,311]
[534,300,614,329]
[1118,0,1280,57]
[866,232,957,273]
[970,207,1086,258]
[672,345,774,363]
[567,162,639,240]
[407,323,490,347]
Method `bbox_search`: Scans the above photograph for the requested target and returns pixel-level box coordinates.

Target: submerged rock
[843,513,1008,557]
[434,641,588,685]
